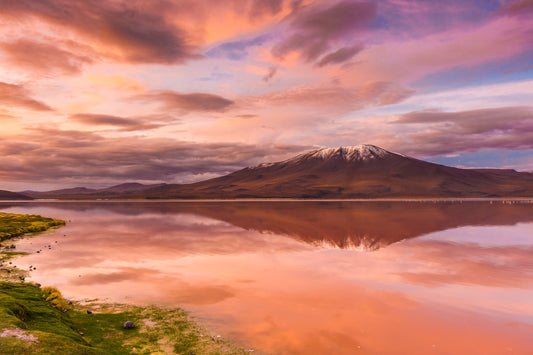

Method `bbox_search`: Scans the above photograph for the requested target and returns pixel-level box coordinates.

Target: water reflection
[3,200,533,250]
[2,201,533,354]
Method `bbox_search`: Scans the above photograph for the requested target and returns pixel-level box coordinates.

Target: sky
[0,0,532,190]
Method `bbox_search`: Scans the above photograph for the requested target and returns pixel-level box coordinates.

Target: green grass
[0,212,246,354]
[0,212,65,242]
[0,283,245,354]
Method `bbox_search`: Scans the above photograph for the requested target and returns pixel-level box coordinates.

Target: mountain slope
[141,144,533,198]
[0,189,33,200]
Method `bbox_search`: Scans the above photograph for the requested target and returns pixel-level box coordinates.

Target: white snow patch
[251,162,276,169]
[297,144,394,162]
[248,144,402,169]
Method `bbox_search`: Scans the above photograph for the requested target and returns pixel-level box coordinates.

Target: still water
[2,201,533,354]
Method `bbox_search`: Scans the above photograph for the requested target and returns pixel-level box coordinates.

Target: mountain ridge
[0,189,33,200]
[22,144,533,199]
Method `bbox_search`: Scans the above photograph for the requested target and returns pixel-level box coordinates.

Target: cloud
[136,90,235,113]
[394,239,533,289]
[272,1,376,62]
[343,15,533,86]
[0,109,15,120]
[0,0,199,64]
[248,81,414,113]
[86,74,145,92]
[0,128,309,187]
[376,0,498,38]
[0,39,94,76]
[392,106,533,155]
[262,66,278,82]
[317,44,364,67]
[71,113,139,127]
[0,81,53,111]
[206,34,271,60]
[396,106,533,133]
[499,0,533,16]
[503,64,533,75]
[69,113,166,131]
[356,81,415,106]
[249,0,285,18]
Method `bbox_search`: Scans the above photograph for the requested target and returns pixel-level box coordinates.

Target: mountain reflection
[3,200,533,250]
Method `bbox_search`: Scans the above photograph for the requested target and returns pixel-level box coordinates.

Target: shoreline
[2,197,533,203]
[0,213,247,354]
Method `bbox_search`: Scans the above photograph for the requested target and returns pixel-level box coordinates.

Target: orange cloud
[86,74,145,92]
[244,81,414,113]
[0,38,94,76]
[0,81,53,111]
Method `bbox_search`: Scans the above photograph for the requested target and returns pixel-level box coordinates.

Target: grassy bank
[0,212,65,242]
[0,282,244,354]
[0,212,245,354]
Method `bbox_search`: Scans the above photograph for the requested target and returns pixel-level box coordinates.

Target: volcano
[137,144,533,199]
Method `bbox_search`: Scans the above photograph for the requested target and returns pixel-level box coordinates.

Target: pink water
[2,201,533,354]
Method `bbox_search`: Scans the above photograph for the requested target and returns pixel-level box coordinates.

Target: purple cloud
[262,66,278,82]
[317,44,364,67]
[499,0,533,16]
[249,0,284,18]
[0,128,311,186]
[393,106,533,155]
[272,1,376,62]
[135,90,234,113]
[206,35,271,60]
[69,113,169,131]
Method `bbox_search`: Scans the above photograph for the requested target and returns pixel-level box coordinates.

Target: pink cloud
[0,81,53,111]
[245,81,414,113]
[342,16,533,85]
[317,44,364,67]
[392,106,533,155]
[0,39,94,76]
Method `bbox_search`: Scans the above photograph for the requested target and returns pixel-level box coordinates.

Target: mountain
[23,144,533,199]
[24,183,166,199]
[98,183,157,193]
[0,189,33,200]
[140,144,533,198]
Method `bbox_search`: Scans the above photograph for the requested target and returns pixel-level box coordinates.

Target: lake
[2,200,533,354]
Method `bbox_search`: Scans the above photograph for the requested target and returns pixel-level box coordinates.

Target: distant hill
[0,189,33,200]
[23,145,533,199]
[23,183,166,199]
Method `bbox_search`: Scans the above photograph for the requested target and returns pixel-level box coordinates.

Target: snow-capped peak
[298,144,392,162]
[248,144,395,170]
